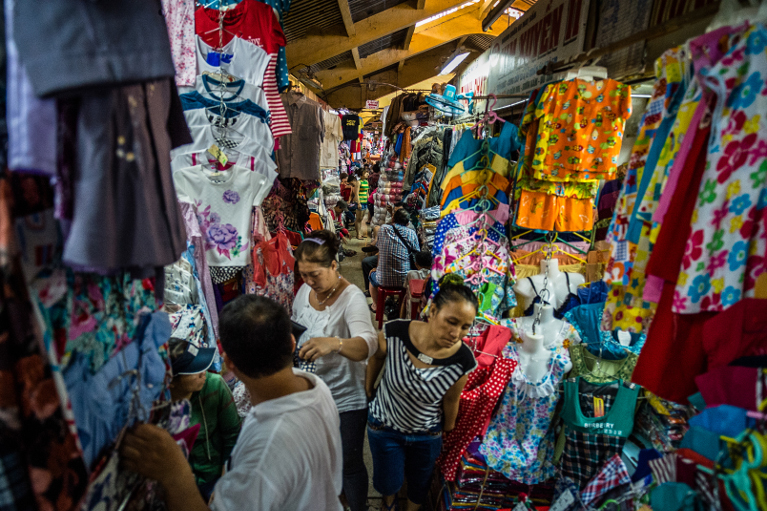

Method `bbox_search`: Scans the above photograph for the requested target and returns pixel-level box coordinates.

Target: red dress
[438,325,517,481]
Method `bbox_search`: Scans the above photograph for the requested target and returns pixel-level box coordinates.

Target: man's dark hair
[394,201,407,209]
[415,250,433,269]
[393,208,409,226]
[219,295,294,379]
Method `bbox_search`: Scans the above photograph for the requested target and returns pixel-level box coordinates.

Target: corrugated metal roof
[283,0,345,43]
[465,34,495,51]
[349,0,410,23]
[308,51,355,73]
[358,28,410,58]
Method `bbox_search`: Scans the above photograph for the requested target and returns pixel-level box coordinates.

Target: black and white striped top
[369,320,477,433]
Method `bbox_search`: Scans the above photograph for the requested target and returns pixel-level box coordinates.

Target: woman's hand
[298,337,341,362]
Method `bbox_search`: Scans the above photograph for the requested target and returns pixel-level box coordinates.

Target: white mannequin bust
[513,259,585,312]
[516,304,573,382]
[516,303,566,347]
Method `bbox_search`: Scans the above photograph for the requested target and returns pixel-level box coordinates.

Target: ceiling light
[440,52,470,75]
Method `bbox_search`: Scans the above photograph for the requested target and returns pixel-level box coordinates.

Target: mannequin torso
[517,304,573,382]
[513,259,585,312]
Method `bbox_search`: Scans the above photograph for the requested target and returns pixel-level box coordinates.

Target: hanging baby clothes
[568,343,639,383]
[479,340,572,484]
[244,231,296,315]
[560,377,640,488]
[438,325,517,481]
[173,164,273,278]
[672,24,767,314]
[195,0,291,140]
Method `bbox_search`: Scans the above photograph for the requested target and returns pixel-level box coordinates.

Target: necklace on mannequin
[317,275,342,305]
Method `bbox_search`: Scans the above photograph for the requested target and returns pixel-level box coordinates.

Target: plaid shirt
[581,454,631,506]
[561,393,627,489]
[376,224,420,287]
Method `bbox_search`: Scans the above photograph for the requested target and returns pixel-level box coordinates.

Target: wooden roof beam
[315,7,504,86]
[338,0,356,37]
[287,0,468,66]
[351,47,364,83]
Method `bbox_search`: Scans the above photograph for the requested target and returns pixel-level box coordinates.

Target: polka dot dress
[437,327,519,482]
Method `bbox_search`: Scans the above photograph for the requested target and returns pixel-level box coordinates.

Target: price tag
[549,490,576,511]
[594,396,605,418]
[207,144,229,166]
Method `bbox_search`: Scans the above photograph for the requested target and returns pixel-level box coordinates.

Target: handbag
[391,225,418,270]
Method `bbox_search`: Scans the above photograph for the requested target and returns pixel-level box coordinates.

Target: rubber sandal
[368,304,376,313]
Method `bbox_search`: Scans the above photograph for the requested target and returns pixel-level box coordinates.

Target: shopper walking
[120,295,344,511]
[167,338,241,502]
[354,167,370,239]
[293,230,378,511]
[365,282,478,511]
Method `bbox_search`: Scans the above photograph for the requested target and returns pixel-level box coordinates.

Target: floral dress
[675,24,767,313]
[479,341,571,484]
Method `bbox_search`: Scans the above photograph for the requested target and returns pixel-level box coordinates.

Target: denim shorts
[366,414,442,505]
[369,270,379,287]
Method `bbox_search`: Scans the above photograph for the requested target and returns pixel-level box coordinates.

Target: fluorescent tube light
[440,52,470,75]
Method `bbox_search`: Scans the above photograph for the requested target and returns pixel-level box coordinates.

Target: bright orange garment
[400,127,412,162]
[439,170,510,208]
[533,78,632,182]
[515,189,594,232]
[307,212,324,231]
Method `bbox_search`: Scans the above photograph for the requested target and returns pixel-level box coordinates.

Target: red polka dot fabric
[438,355,518,481]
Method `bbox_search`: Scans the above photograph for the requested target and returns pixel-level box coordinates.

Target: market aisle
[337,235,385,508]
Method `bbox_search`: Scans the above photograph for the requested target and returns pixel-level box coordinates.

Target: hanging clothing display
[276,91,325,180]
[479,341,572,484]
[320,110,343,169]
[195,0,291,140]
[438,326,517,481]
[559,378,639,488]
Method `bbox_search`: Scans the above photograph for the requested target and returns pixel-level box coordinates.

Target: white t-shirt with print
[210,370,343,511]
[173,165,270,267]
[195,35,270,88]
[170,126,277,184]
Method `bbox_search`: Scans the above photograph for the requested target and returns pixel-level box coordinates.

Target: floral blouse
[675,24,767,313]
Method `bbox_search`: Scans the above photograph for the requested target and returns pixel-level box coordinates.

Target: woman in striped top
[354,167,370,239]
[366,282,478,511]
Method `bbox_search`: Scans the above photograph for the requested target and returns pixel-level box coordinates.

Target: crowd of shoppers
[120,221,477,511]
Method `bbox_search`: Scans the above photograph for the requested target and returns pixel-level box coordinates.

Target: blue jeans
[367,414,442,505]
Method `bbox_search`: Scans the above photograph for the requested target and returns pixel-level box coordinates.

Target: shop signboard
[457,0,591,109]
[365,100,380,110]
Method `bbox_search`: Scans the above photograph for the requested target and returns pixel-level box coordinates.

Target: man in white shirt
[120,296,343,511]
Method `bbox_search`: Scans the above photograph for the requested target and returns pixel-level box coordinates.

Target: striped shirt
[358,179,369,203]
[369,320,477,433]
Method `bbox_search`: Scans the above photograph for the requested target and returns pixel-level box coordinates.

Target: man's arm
[121,424,210,511]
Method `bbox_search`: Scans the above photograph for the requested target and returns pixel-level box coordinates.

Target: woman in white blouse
[292,229,378,511]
